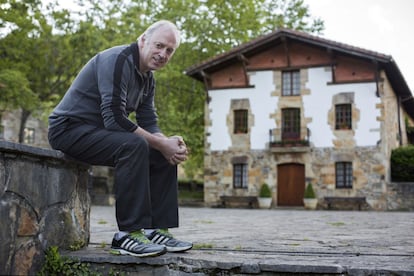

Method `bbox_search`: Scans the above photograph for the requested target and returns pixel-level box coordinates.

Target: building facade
[186,29,414,210]
[0,111,49,148]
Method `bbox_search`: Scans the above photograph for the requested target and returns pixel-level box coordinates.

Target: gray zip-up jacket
[49,42,160,134]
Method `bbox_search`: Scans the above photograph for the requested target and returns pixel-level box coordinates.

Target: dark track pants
[48,118,178,231]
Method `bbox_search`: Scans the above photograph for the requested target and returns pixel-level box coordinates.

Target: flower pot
[258,197,272,209]
[303,198,318,210]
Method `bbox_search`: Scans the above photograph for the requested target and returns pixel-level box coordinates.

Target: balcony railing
[270,139,310,147]
[269,128,311,153]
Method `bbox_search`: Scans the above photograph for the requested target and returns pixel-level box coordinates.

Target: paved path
[82,206,414,274]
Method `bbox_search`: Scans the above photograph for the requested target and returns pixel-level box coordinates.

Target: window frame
[23,127,36,144]
[234,109,248,134]
[335,104,352,130]
[282,70,301,96]
[281,108,301,140]
[233,163,248,189]
[335,162,353,189]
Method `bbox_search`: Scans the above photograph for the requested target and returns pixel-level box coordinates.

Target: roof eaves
[184,29,414,120]
[184,31,279,76]
[185,29,393,77]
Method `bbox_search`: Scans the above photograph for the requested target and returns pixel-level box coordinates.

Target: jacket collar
[130,42,141,72]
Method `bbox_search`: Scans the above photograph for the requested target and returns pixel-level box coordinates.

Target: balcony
[268,129,311,153]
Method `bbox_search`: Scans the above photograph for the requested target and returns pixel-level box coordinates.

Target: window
[282,70,300,96]
[234,109,248,134]
[24,127,35,144]
[282,108,300,140]
[336,162,353,188]
[233,163,248,189]
[335,104,352,130]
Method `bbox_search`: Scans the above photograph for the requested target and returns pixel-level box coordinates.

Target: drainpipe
[269,129,273,145]
[397,96,402,146]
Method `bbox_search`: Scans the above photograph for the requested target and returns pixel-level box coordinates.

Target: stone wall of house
[387,182,414,211]
[204,150,276,205]
[0,141,90,275]
[1,110,50,148]
[310,146,387,210]
[203,144,412,211]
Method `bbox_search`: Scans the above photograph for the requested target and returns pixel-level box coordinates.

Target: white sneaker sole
[166,244,193,252]
[110,247,166,257]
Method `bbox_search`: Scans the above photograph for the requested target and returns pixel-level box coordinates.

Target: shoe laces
[129,230,151,244]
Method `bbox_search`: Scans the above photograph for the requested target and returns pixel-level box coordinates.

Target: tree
[0,69,37,114]
[136,0,324,179]
[0,0,323,179]
[61,0,325,180]
[0,0,108,142]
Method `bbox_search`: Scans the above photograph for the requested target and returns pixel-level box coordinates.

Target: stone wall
[0,141,91,275]
[1,110,50,148]
[387,182,414,211]
[203,145,414,211]
[204,150,275,205]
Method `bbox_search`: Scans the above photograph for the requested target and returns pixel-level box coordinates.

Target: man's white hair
[137,20,181,47]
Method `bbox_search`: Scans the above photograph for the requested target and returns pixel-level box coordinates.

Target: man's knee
[118,134,149,157]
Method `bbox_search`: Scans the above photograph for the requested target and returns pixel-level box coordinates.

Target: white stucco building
[186,29,414,210]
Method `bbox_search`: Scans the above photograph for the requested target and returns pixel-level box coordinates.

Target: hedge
[391,145,414,181]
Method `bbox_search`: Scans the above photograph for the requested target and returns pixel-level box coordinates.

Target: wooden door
[277,163,305,206]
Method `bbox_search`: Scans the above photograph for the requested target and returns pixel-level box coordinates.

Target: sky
[304,0,414,93]
[48,0,414,93]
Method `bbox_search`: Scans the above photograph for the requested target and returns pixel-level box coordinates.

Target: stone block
[0,141,90,275]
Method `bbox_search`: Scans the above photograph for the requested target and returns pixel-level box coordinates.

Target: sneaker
[110,230,167,257]
[146,229,193,253]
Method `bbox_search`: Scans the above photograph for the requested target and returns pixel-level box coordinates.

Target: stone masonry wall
[310,146,387,210]
[387,182,414,211]
[203,145,414,211]
[0,141,91,275]
[204,150,276,205]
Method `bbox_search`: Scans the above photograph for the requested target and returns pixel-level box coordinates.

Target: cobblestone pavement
[86,206,414,274]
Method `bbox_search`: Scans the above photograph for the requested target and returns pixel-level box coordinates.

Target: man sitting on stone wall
[48,20,192,257]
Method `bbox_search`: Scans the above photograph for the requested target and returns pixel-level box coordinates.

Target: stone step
[62,245,412,275]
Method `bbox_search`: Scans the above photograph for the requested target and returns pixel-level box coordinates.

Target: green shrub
[259,183,271,198]
[391,145,414,181]
[37,246,100,276]
[304,183,316,199]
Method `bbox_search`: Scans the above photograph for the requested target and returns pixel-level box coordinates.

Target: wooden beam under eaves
[237,54,249,65]
[327,48,337,83]
[200,70,211,91]
[281,36,291,67]
[200,70,211,80]
[372,60,380,97]
[237,54,250,86]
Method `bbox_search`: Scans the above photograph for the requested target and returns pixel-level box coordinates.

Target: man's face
[139,26,178,72]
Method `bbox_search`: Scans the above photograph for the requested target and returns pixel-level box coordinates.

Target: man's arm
[134,127,188,165]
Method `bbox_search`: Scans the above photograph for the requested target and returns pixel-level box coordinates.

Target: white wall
[207,68,380,151]
[304,67,380,147]
[208,71,277,151]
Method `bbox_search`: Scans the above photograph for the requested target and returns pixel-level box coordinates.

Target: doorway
[277,163,305,206]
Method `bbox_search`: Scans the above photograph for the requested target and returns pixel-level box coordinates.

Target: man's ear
[139,34,146,48]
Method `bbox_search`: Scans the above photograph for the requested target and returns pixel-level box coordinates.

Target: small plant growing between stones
[194,219,214,224]
[69,240,86,251]
[193,243,214,249]
[328,221,345,227]
[234,245,243,250]
[108,268,126,276]
[37,246,100,276]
